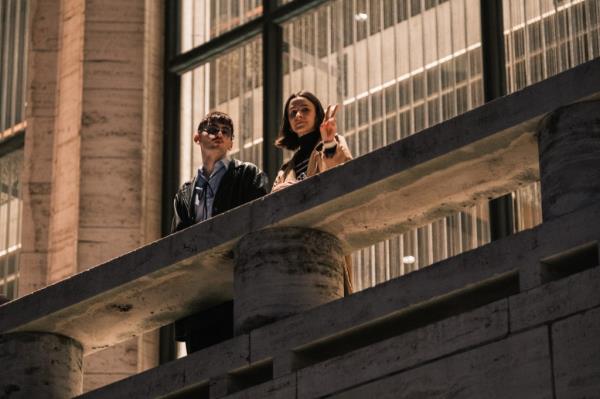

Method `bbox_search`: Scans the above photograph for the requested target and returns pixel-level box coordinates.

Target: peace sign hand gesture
[320,104,339,143]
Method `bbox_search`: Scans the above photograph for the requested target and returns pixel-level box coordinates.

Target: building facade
[172,0,598,291]
[0,0,598,392]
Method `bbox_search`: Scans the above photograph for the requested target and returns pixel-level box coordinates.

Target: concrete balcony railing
[1,58,600,398]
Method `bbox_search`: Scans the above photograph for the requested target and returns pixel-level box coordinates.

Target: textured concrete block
[83,54,144,91]
[5,62,600,357]
[78,335,249,399]
[223,375,296,399]
[272,351,295,379]
[86,0,144,24]
[210,375,229,399]
[29,0,60,50]
[83,372,130,394]
[538,100,600,221]
[250,233,520,363]
[79,157,142,227]
[27,55,59,116]
[23,117,55,176]
[517,204,600,291]
[83,339,139,373]
[17,252,48,295]
[329,327,553,399]
[20,181,52,245]
[234,227,344,334]
[77,227,140,270]
[553,307,600,399]
[297,300,509,398]
[510,267,600,332]
[81,88,144,134]
[0,332,83,398]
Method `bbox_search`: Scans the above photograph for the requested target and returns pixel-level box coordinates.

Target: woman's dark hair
[275,91,325,150]
[197,111,235,139]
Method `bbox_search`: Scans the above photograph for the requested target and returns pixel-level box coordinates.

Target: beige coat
[272,134,354,293]
[272,134,353,191]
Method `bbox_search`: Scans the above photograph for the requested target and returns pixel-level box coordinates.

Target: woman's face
[287,96,317,137]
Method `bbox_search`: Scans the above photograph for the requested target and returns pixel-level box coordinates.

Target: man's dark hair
[197,111,235,139]
[275,91,325,151]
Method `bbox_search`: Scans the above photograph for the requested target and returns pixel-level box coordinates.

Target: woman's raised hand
[320,104,339,143]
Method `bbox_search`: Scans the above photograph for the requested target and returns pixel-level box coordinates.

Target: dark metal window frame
[162,0,330,238]
[163,0,512,237]
[160,0,329,363]
[159,0,513,361]
[480,0,515,240]
[0,129,25,302]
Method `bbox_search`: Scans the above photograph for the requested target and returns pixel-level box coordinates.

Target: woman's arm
[307,134,353,175]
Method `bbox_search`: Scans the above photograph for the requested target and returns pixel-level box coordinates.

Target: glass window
[503,0,600,92]
[281,0,489,291]
[0,149,23,300]
[502,0,599,233]
[179,0,263,54]
[0,0,28,136]
[179,37,263,184]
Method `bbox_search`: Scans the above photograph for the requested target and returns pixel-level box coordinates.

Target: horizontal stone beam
[79,201,600,398]
[1,59,599,354]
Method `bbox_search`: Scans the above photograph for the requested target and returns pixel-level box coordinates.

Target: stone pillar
[20,0,164,391]
[20,0,61,296]
[538,100,600,221]
[0,332,83,398]
[234,227,345,335]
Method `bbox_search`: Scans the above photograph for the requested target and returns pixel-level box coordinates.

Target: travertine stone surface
[297,300,509,398]
[538,100,600,221]
[234,227,345,335]
[552,307,600,399]
[0,332,83,398]
[20,0,61,295]
[4,59,600,361]
[222,375,296,399]
[329,327,553,399]
[77,335,249,399]
[510,266,600,333]
[19,0,165,392]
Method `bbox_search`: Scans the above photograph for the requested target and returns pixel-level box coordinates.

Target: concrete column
[19,0,164,391]
[234,227,345,335]
[538,100,600,221]
[0,332,83,398]
[20,0,60,296]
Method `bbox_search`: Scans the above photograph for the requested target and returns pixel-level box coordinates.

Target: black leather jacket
[171,159,269,233]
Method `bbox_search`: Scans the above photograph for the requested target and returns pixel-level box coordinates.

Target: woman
[272,91,353,191]
[273,91,354,293]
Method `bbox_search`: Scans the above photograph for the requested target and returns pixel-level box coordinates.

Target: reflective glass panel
[179,37,263,184]
[282,0,488,291]
[503,0,600,233]
[179,0,263,54]
[0,0,28,135]
[0,149,22,300]
[504,0,600,92]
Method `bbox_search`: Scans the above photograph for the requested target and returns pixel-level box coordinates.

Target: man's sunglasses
[202,124,233,137]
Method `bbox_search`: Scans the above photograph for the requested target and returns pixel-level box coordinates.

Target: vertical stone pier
[0,332,83,398]
[234,227,345,335]
[538,100,600,221]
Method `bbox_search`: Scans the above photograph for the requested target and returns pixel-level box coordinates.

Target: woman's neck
[297,130,320,151]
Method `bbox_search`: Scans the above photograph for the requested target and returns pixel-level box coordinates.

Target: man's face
[194,121,233,157]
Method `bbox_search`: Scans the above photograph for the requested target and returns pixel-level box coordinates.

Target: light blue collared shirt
[194,157,230,222]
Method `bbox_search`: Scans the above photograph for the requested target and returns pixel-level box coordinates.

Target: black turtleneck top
[291,130,320,180]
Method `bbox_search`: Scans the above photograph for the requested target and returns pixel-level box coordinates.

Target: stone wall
[19,0,164,392]
[78,200,600,398]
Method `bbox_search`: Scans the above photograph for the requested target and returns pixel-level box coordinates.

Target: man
[172,111,269,232]
[172,111,269,353]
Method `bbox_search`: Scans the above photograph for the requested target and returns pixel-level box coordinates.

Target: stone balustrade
[1,58,599,398]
